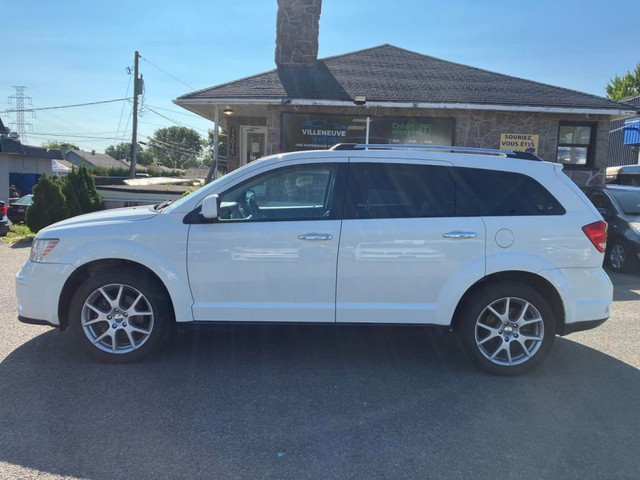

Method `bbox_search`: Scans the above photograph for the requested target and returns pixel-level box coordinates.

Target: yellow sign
[500,133,539,155]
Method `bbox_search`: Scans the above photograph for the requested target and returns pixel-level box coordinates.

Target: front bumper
[18,315,57,328]
[16,260,74,327]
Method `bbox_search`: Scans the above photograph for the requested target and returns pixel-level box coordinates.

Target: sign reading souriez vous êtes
[499,133,539,155]
[281,113,454,151]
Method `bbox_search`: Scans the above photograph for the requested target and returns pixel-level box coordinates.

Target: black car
[582,185,640,272]
[7,194,33,224]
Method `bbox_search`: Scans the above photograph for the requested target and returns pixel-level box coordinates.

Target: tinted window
[344,163,456,219]
[219,164,340,221]
[609,189,640,215]
[454,168,565,216]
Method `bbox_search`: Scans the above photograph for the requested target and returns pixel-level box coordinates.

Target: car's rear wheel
[607,241,636,273]
[457,282,556,375]
[68,270,172,363]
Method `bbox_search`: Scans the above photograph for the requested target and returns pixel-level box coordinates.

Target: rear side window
[453,168,566,216]
[344,163,456,219]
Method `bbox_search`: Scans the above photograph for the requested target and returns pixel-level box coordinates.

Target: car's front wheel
[68,269,172,363]
[457,282,556,375]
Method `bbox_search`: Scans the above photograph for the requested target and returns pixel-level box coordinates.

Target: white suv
[16,145,612,375]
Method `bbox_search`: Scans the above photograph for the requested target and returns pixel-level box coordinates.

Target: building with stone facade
[175,0,637,185]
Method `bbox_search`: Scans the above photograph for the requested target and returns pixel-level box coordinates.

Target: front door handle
[299,233,333,241]
[442,231,477,239]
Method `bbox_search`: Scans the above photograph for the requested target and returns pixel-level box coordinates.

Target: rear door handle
[299,233,333,241]
[442,231,477,239]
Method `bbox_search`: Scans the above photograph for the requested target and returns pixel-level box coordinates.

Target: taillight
[582,221,607,253]
[0,202,6,216]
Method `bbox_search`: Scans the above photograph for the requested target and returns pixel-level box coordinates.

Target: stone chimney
[275,0,322,68]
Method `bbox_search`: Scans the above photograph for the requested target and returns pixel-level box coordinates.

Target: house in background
[0,117,59,204]
[62,148,129,170]
[175,0,637,186]
[609,96,640,167]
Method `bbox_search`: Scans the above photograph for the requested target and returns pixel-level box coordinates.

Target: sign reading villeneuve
[282,114,454,151]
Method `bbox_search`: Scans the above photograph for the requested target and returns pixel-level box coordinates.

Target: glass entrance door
[240,126,267,166]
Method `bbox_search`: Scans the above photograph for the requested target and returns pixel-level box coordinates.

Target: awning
[52,159,71,174]
[623,118,640,145]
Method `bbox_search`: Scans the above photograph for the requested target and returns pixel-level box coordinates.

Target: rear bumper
[558,317,608,335]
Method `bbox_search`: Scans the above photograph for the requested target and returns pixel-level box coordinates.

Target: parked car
[0,200,9,236]
[582,185,640,273]
[16,145,612,375]
[7,194,33,224]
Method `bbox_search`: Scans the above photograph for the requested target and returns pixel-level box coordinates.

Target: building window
[556,122,596,166]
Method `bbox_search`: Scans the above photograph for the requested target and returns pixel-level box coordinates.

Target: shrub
[26,173,70,233]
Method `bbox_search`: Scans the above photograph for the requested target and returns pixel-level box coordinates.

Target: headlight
[631,223,640,235]
[30,238,59,263]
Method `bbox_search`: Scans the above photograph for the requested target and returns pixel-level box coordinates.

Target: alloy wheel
[81,283,155,354]
[474,297,544,366]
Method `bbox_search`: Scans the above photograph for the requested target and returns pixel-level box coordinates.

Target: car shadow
[609,270,640,301]
[1,325,639,480]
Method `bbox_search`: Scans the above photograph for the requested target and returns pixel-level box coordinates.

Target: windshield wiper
[154,200,174,211]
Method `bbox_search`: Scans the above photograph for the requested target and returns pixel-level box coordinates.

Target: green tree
[105,142,153,165]
[606,62,640,100]
[61,169,83,217]
[41,140,80,150]
[26,173,70,233]
[61,166,101,216]
[148,126,203,169]
[202,128,228,166]
[79,165,101,212]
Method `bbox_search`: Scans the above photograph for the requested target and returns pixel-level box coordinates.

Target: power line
[140,56,197,91]
[145,106,210,134]
[144,103,207,119]
[114,70,134,150]
[145,136,201,155]
[31,131,132,137]
[4,97,131,113]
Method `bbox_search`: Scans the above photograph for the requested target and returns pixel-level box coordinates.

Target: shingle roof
[0,137,63,159]
[65,150,129,169]
[178,44,633,112]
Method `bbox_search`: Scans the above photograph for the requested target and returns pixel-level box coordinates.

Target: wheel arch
[450,271,565,335]
[58,259,175,331]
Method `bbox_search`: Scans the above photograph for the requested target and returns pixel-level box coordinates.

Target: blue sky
[1,0,636,152]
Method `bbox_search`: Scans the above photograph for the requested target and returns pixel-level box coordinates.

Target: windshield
[610,189,640,215]
[13,195,33,206]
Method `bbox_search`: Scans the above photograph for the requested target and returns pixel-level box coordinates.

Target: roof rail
[330,143,542,161]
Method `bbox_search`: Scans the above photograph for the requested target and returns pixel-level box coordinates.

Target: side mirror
[200,194,219,219]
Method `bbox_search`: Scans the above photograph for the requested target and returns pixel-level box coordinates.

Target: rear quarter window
[453,167,566,216]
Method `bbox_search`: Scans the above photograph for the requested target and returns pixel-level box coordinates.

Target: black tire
[606,241,636,273]
[457,282,556,376]
[68,269,172,363]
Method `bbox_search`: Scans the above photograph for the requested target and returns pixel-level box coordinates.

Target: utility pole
[129,51,142,178]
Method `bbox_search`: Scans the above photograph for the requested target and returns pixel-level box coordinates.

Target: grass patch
[2,224,35,245]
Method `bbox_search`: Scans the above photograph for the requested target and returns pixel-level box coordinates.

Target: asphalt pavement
[1,243,638,480]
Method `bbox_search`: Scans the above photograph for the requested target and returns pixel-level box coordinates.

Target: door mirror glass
[200,194,219,219]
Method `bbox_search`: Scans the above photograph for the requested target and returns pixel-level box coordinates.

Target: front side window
[343,163,456,219]
[556,122,595,166]
[218,164,340,221]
